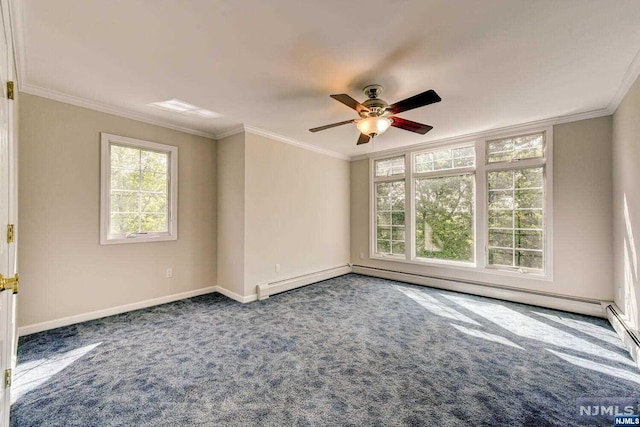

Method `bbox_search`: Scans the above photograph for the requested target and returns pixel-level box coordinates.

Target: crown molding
[213,125,245,140]
[15,80,613,164]
[214,124,350,161]
[350,108,611,161]
[241,125,351,161]
[20,83,217,139]
[608,46,640,114]
[18,82,350,160]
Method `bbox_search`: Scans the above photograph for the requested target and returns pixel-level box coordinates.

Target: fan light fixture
[309,84,441,145]
[356,117,391,137]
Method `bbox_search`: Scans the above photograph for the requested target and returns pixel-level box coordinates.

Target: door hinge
[6,81,13,100]
[0,273,18,294]
[7,224,14,243]
[4,369,11,388]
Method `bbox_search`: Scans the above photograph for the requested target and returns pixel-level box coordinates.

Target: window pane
[415,145,475,173]
[515,209,543,229]
[110,213,139,234]
[487,167,544,270]
[141,194,167,215]
[391,227,405,241]
[111,145,140,170]
[377,227,391,240]
[516,168,543,188]
[375,181,405,255]
[415,174,474,262]
[487,133,544,163]
[111,169,139,191]
[515,189,543,209]
[488,248,513,266]
[141,171,168,193]
[516,250,543,269]
[488,210,513,228]
[141,150,168,172]
[392,241,405,255]
[487,170,513,190]
[376,212,391,226]
[140,214,168,233]
[516,230,543,250]
[488,190,514,210]
[377,240,391,253]
[414,152,434,173]
[488,230,513,248]
[375,157,405,177]
[111,192,139,213]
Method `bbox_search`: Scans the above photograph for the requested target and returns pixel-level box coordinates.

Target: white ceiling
[13,0,640,158]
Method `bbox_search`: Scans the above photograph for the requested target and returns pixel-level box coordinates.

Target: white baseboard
[606,303,640,371]
[256,265,352,300]
[352,265,605,318]
[18,286,217,337]
[215,286,257,303]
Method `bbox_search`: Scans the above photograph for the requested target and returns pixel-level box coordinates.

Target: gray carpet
[10,274,640,426]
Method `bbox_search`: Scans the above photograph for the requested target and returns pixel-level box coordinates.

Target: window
[375,181,405,255]
[370,128,552,278]
[100,133,178,244]
[414,146,475,262]
[373,157,405,257]
[486,133,546,272]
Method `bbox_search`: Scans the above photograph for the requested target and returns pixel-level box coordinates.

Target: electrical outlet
[166,268,173,278]
[275,263,280,273]
[359,252,364,260]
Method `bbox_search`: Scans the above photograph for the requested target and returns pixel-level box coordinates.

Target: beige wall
[18,94,217,328]
[216,131,350,298]
[351,116,613,301]
[243,133,350,296]
[216,133,245,296]
[613,75,640,330]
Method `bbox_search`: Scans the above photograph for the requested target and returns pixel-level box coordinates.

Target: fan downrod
[363,84,384,99]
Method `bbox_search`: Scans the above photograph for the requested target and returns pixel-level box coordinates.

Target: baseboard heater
[351,264,605,318]
[256,265,352,300]
[606,304,640,370]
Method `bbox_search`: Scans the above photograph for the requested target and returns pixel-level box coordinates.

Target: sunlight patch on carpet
[547,349,640,385]
[451,323,524,349]
[394,286,480,325]
[12,342,102,404]
[441,293,635,367]
[533,311,625,348]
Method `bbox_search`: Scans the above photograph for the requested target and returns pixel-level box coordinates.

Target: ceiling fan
[309,84,441,145]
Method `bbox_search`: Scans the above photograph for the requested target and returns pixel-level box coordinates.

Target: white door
[0,0,16,425]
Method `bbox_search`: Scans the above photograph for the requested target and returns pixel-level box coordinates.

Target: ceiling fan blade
[389,89,441,114]
[357,133,371,145]
[309,119,355,133]
[330,94,370,113]
[390,116,433,134]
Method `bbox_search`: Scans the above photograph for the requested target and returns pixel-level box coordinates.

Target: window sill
[100,233,177,245]
[368,254,552,282]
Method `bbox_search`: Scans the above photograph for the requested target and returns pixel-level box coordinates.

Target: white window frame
[371,156,407,260]
[100,133,178,245]
[368,126,553,281]
[411,142,477,267]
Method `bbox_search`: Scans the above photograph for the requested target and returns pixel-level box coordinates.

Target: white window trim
[100,133,178,245]
[368,125,553,282]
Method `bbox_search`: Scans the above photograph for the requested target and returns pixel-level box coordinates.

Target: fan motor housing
[361,85,390,118]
